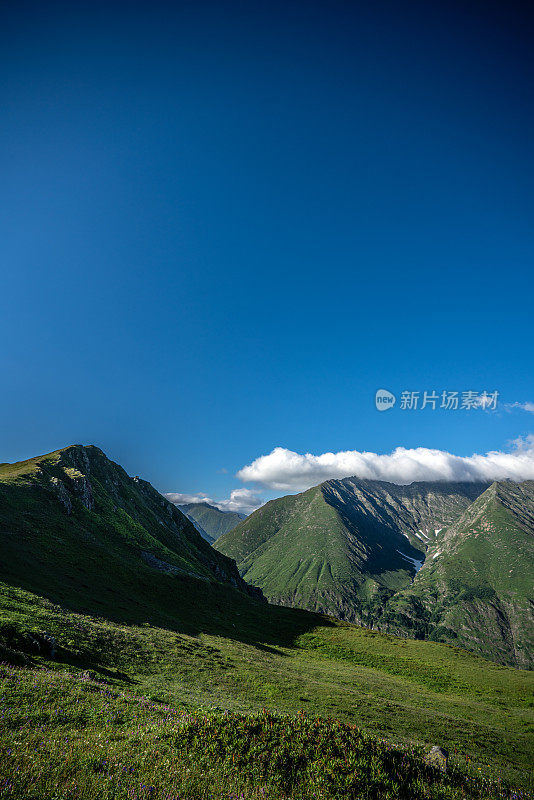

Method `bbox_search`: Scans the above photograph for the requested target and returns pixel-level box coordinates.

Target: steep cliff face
[0,445,264,624]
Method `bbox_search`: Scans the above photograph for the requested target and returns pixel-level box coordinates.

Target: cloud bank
[165,488,263,516]
[237,437,534,492]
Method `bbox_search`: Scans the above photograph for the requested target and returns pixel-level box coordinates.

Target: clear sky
[2,0,533,511]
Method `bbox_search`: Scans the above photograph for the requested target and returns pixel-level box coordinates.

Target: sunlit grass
[1,664,530,800]
[0,583,533,793]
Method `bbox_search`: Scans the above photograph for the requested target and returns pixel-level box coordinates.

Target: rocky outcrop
[49,456,94,513]
[425,746,449,772]
[50,477,72,513]
[140,550,209,580]
[71,475,94,510]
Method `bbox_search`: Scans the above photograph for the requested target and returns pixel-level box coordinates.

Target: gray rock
[80,670,98,681]
[71,476,94,511]
[51,477,72,513]
[40,633,56,658]
[22,633,41,654]
[425,746,449,771]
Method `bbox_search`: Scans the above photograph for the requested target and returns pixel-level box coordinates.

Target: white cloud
[509,434,534,451]
[236,441,534,492]
[506,401,534,414]
[216,489,264,515]
[165,492,212,506]
[165,488,263,516]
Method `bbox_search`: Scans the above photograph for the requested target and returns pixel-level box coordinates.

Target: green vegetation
[214,482,413,623]
[0,581,532,793]
[0,445,262,632]
[1,664,528,800]
[214,479,486,613]
[385,481,534,669]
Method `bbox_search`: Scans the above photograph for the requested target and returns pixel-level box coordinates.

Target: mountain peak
[0,445,264,624]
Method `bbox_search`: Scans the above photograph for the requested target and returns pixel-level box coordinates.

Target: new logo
[375,389,396,411]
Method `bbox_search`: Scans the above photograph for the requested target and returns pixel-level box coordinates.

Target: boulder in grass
[39,633,56,658]
[426,746,449,772]
[80,670,98,681]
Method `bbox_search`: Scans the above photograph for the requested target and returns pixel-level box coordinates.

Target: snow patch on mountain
[396,549,424,573]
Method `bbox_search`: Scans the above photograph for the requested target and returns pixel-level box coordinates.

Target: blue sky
[1,0,533,511]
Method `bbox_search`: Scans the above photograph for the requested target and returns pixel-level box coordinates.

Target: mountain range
[176,501,246,543]
[3,446,531,668]
[215,477,534,668]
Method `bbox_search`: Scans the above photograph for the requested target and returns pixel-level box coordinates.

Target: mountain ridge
[381,479,534,668]
[0,444,264,627]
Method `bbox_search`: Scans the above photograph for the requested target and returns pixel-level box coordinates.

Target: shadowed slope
[0,445,298,643]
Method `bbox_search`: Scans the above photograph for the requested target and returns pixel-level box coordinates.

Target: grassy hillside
[1,663,528,800]
[0,581,532,793]
[215,484,398,615]
[177,501,246,543]
[0,445,262,628]
[215,478,534,667]
[382,481,534,669]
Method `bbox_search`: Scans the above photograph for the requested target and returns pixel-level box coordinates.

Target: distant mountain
[0,445,263,624]
[177,502,246,544]
[215,477,487,615]
[214,476,534,666]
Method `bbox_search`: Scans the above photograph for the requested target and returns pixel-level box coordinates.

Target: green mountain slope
[382,480,534,669]
[177,501,246,543]
[0,445,263,627]
[215,477,534,667]
[1,582,533,793]
[215,478,487,622]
